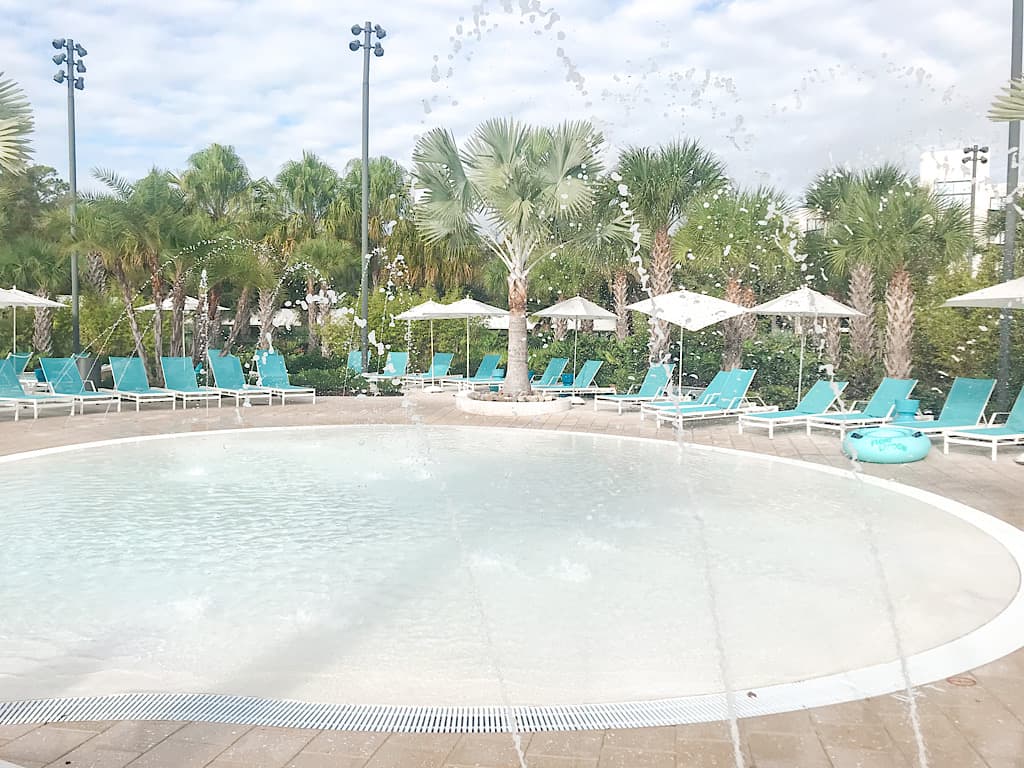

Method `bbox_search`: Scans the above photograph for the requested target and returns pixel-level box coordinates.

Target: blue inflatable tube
[842,426,932,464]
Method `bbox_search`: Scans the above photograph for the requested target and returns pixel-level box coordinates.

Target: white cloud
[1,0,1013,198]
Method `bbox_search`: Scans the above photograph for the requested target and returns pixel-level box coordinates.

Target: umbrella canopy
[395,299,449,321]
[422,298,509,377]
[534,295,616,376]
[533,295,617,322]
[0,288,66,356]
[628,290,749,332]
[943,277,1024,309]
[137,295,229,312]
[751,286,862,318]
[0,287,65,308]
[752,286,862,400]
[628,290,750,392]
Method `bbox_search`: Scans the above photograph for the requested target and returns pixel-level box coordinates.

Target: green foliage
[742,331,803,407]
[288,365,370,394]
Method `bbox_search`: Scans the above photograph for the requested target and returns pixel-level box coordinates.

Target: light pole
[349,22,386,370]
[51,37,86,355]
[962,144,989,263]
[998,0,1023,411]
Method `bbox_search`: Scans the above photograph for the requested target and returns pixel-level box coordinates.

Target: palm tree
[824,179,970,378]
[86,168,199,375]
[413,118,604,395]
[276,153,341,354]
[616,140,727,361]
[175,143,252,224]
[989,78,1024,121]
[0,74,33,176]
[673,185,800,369]
[0,236,66,354]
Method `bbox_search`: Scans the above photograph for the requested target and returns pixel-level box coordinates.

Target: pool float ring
[842,426,932,464]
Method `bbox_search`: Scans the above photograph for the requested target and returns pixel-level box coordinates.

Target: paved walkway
[1,393,1023,767]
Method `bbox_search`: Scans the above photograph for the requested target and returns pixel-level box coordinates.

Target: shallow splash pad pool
[1,425,1023,730]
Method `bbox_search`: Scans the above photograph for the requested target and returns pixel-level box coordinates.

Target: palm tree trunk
[208,288,224,350]
[169,272,187,357]
[848,262,877,362]
[223,287,251,352]
[112,262,149,369]
[505,270,532,396]
[31,290,53,356]
[721,277,756,370]
[305,276,320,355]
[610,270,630,342]
[824,317,843,370]
[257,286,278,350]
[146,259,165,377]
[85,252,107,293]
[648,227,674,362]
[883,267,914,379]
[553,291,567,341]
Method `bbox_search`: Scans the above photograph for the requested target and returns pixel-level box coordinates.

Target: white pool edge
[2,422,1022,732]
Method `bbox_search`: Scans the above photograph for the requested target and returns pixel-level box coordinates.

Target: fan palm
[989,78,1024,121]
[0,74,33,176]
[413,118,604,395]
[616,140,727,361]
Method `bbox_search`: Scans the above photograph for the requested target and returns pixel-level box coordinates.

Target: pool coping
[2,423,1023,733]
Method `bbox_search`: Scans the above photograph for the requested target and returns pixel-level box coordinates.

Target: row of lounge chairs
[0,351,316,420]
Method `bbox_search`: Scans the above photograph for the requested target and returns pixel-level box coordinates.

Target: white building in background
[919,148,1006,244]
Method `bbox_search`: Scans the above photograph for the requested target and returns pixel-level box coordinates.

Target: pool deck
[1,393,1023,768]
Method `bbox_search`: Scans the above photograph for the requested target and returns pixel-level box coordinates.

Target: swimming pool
[1,425,1022,730]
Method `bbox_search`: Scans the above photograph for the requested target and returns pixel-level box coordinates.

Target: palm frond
[0,73,34,175]
[92,167,135,200]
[989,78,1024,122]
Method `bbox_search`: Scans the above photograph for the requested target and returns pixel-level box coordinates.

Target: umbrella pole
[573,322,579,379]
[11,307,15,355]
[798,331,806,402]
[466,317,470,378]
[678,327,684,396]
[430,319,435,387]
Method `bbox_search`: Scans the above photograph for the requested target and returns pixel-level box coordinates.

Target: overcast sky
[1,0,1015,197]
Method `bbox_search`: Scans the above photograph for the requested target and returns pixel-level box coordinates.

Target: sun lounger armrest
[84,380,98,392]
[989,411,1010,425]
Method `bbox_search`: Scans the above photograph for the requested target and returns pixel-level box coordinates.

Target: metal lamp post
[349,22,386,370]
[51,37,86,355]
[998,0,1023,411]
[961,144,989,263]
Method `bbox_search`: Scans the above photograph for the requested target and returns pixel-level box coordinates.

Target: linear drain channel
[0,692,783,733]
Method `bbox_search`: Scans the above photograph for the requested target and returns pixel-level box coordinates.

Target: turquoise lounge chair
[944,386,1024,461]
[0,358,75,420]
[160,357,222,408]
[654,369,766,428]
[39,357,121,414]
[403,352,455,386]
[106,356,178,411]
[640,370,732,419]
[805,377,918,437]
[534,360,614,396]
[6,352,31,376]
[594,364,675,414]
[444,354,503,390]
[738,379,849,439]
[346,349,364,374]
[531,358,569,388]
[364,351,409,382]
[206,350,274,406]
[254,351,317,404]
[892,377,995,434]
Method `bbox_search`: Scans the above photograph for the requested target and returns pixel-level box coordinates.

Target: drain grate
[0,692,777,733]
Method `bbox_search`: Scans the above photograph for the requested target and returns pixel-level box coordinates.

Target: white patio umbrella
[0,287,66,354]
[943,276,1024,309]
[416,297,509,378]
[751,286,862,400]
[628,290,750,391]
[533,295,616,378]
[944,277,1024,465]
[395,299,448,387]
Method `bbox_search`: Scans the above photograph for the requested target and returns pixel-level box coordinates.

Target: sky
[0,0,1016,197]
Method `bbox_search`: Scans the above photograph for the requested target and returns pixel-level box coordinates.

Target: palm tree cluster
[0,102,994,402]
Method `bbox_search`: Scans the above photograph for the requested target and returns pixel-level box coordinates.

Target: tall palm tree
[276,153,341,354]
[616,140,727,361]
[413,118,604,395]
[0,74,33,176]
[674,185,799,369]
[825,181,970,378]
